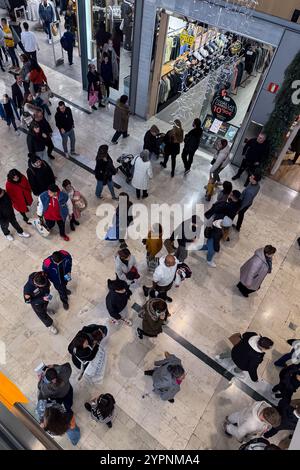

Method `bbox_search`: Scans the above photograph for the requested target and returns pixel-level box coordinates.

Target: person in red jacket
[6,169,33,223]
[28,61,47,94]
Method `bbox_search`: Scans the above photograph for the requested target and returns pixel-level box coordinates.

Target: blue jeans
[274,350,294,367]
[43,21,52,40]
[61,128,75,154]
[95,179,116,198]
[66,424,80,446]
[199,238,215,262]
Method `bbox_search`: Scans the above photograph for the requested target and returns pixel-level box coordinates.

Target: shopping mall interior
[0,0,300,455]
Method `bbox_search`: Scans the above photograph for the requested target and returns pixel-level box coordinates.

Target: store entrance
[150,11,274,156]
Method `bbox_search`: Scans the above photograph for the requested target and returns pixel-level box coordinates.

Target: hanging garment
[164,36,173,63]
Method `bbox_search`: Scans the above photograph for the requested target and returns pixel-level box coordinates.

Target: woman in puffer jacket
[137,298,169,339]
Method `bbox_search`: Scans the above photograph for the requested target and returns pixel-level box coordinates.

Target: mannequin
[121,0,133,51]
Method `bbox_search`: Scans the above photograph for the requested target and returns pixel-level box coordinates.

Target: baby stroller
[116,154,134,184]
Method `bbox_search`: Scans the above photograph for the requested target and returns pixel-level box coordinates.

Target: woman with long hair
[6,169,33,223]
[87,63,105,110]
[160,119,184,177]
[95,144,118,200]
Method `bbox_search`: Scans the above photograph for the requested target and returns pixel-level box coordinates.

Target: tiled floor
[0,57,300,451]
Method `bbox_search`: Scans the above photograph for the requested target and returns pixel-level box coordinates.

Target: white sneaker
[48,39,52,45]
[5,234,14,241]
[207,261,216,268]
[48,325,58,335]
[18,232,30,238]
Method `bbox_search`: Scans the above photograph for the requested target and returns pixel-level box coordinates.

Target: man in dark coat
[42,250,72,310]
[181,118,203,174]
[11,75,24,116]
[264,398,300,438]
[34,110,55,159]
[105,279,132,326]
[0,188,29,241]
[38,362,73,410]
[205,190,241,221]
[60,25,74,65]
[55,101,78,157]
[232,133,270,185]
[26,155,55,196]
[272,364,300,400]
[231,332,273,382]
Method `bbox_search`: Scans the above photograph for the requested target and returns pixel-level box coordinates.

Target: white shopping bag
[30,218,50,237]
[83,345,107,385]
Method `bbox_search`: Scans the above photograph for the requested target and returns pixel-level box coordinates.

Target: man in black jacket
[24,271,58,334]
[169,215,200,262]
[106,279,132,326]
[232,133,270,185]
[264,398,300,438]
[11,75,24,116]
[55,101,79,158]
[27,155,55,196]
[34,109,55,159]
[205,190,241,222]
[272,364,300,400]
[0,188,30,241]
[230,332,273,382]
[181,118,203,175]
[38,362,73,410]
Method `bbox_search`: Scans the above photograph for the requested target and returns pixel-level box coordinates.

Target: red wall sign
[268,83,279,93]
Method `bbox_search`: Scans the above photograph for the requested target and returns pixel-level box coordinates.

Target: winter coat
[240,248,271,291]
[23,272,50,306]
[145,231,163,257]
[95,156,117,184]
[153,256,178,287]
[38,363,72,400]
[183,127,203,153]
[42,250,72,288]
[101,43,118,83]
[143,130,160,155]
[205,199,241,221]
[27,131,47,154]
[60,31,74,51]
[55,106,74,133]
[87,70,101,98]
[115,254,137,282]
[0,98,20,122]
[0,191,16,222]
[11,82,24,110]
[277,364,300,396]
[164,130,182,156]
[273,398,299,431]
[105,279,131,318]
[140,299,168,337]
[113,100,129,132]
[240,184,260,211]
[228,401,271,441]
[231,332,265,382]
[100,61,113,84]
[26,159,55,196]
[39,3,54,23]
[29,68,47,86]
[242,138,270,166]
[210,144,231,173]
[6,175,33,213]
[131,155,153,191]
[152,354,183,400]
[68,324,106,370]
[37,190,73,221]
[205,220,223,252]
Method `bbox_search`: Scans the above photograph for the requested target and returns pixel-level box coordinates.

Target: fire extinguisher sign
[268,83,279,93]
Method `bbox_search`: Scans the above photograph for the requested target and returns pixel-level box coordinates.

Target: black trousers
[67,48,73,65]
[236,205,251,231]
[272,384,293,401]
[45,136,54,157]
[163,152,177,175]
[136,189,148,199]
[0,216,23,236]
[45,219,66,237]
[55,282,68,304]
[112,130,128,142]
[181,148,196,171]
[25,50,37,62]
[56,385,73,411]
[31,301,53,327]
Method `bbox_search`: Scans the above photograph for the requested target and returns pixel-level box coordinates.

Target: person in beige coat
[111,95,130,144]
[131,150,153,199]
[224,401,281,442]
[237,245,276,297]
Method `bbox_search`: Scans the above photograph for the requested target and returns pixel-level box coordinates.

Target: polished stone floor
[0,63,300,451]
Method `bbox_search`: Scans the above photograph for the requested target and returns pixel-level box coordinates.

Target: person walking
[55,101,78,158]
[0,188,30,241]
[111,94,130,144]
[94,144,118,200]
[24,271,58,334]
[100,52,113,103]
[28,61,47,94]
[42,250,72,310]
[272,364,300,400]
[137,298,169,340]
[60,25,74,65]
[234,173,261,232]
[210,139,231,182]
[198,216,233,268]
[181,118,203,175]
[1,18,19,69]
[21,22,39,61]
[144,351,185,403]
[34,109,55,160]
[11,75,25,116]
[143,125,161,159]
[39,0,55,44]
[6,169,33,224]
[204,190,241,223]
[62,179,86,231]
[232,133,270,185]
[131,149,153,199]
[274,339,300,368]
[237,245,276,297]
[84,393,115,429]
[105,279,132,326]
[143,255,179,303]
[27,121,47,160]
[37,363,73,410]
[115,248,139,285]
[264,397,300,439]
[143,224,163,271]
[223,402,281,442]
[87,63,104,110]
[37,184,73,241]
[0,93,20,135]
[27,155,55,196]
[160,120,184,177]
[68,324,108,372]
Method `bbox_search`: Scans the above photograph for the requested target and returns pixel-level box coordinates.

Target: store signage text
[180,32,195,47]
[268,83,279,94]
[211,95,237,122]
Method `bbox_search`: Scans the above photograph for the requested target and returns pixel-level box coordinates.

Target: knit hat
[222,216,233,228]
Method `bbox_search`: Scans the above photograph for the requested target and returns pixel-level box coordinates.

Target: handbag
[89,85,99,107]
[228,333,242,346]
[126,266,140,281]
[51,24,58,36]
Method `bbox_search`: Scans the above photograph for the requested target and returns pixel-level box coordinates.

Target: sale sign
[211,94,237,122]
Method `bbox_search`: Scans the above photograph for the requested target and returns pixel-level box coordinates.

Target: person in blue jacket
[39,0,54,44]
[43,250,72,310]
[0,93,20,135]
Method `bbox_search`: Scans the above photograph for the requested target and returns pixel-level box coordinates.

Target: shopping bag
[89,87,98,107]
[83,345,106,385]
[51,24,58,36]
[30,218,50,237]
[105,224,117,241]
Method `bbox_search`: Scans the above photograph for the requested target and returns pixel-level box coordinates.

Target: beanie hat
[222,216,233,228]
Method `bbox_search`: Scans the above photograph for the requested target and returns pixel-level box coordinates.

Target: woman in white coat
[210,139,231,182]
[131,150,153,199]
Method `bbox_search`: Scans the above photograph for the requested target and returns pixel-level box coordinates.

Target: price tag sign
[211,94,237,122]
